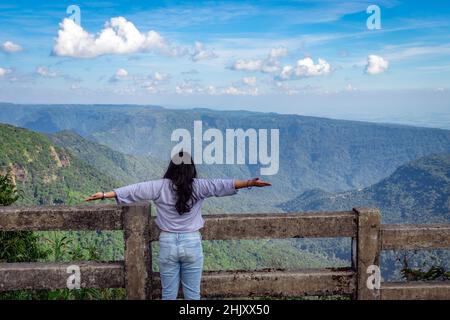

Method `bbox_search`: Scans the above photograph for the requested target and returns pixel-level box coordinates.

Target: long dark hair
[163,151,197,214]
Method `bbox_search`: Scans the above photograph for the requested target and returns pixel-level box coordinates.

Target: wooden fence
[0,204,449,300]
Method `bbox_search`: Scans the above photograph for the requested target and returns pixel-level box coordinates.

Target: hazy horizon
[1,0,450,123]
[2,99,450,131]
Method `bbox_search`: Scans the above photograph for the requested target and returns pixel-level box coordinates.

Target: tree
[0,171,47,263]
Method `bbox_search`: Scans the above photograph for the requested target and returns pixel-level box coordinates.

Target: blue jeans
[158,231,204,300]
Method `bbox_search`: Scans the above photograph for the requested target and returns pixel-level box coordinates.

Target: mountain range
[0,122,347,271]
[0,123,118,205]
[2,102,450,213]
[279,153,450,224]
[1,102,450,280]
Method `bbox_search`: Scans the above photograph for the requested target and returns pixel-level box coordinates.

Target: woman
[85,152,271,300]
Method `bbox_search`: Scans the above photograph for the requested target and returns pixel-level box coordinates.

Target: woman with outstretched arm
[85,151,271,300]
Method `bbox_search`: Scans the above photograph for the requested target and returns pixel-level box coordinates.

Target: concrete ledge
[381,224,450,250]
[381,281,450,300]
[150,211,357,241]
[0,205,124,231]
[152,268,356,299]
[0,261,124,291]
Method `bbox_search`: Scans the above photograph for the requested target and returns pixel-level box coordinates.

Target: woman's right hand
[234,178,272,189]
[85,192,104,202]
[248,177,271,187]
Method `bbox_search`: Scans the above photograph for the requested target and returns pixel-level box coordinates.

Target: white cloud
[174,81,259,96]
[190,41,217,62]
[242,76,257,86]
[139,71,170,92]
[144,85,160,93]
[279,57,331,80]
[153,71,169,82]
[1,41,22,53]
[229,47,285,74]
[230,59,263,72]
[36,66,57,77]
[53,17,186,58]
[176,82,198,94]
[365,54,389,75]
[53,18,215,63]
[205,85,218,95]
[115,68,129,79]
[269,47,288,59]
[230,48,331,81]
[222,85,259,96]
[113,87,137,95]
[0,67,12,77]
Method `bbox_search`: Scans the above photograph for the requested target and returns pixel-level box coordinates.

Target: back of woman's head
[163,151,197,214]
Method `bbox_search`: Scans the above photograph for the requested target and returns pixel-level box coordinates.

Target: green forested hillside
[0,124,119,205]
[48,130,165,185]
[48,130,285,213]
[279,153,450,280]
[2,103,450,205]
[0,123,346,299]
[279,153,450,224]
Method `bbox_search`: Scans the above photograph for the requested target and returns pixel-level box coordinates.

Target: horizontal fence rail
[0,204,449,300]
[381,224,450,250]
[152,268,356,299]
[0,262,124,291]
[380,281,450,300]
[0,205,123,231]
[149,211,357,241]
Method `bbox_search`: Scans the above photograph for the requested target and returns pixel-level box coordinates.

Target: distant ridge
[279,153,450,224]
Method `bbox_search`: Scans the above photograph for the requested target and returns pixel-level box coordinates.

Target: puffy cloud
[230,48,331,81]
[242,76,257,86]
[230,58,280,73]
[365,54,389,75]
[53,17,214,62]
[139,72,170,92]
[190,41,217,62]
[222,85,259,96]
[176,82,197,94]
[1,41,22,53]
[53,17,186,58]
[0,67,12,77]
[279,57,331,80]
[115,68,129,79]
[230,59,263,72]
[36,66,57,77]
[153,71,169,82]
[229,47,286,74]
[174,81,259,96]
[269,47,288,59]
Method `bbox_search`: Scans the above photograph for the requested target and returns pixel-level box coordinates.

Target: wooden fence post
[353,207,381,300]
[123,203,152,300]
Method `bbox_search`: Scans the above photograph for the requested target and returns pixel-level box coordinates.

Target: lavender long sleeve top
[114,178,237,232]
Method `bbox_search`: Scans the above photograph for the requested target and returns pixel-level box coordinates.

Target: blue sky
[0,0,449,123]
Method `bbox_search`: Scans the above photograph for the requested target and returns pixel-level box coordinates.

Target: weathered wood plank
[0,205,123,231]
[123,203,152,300]
[151,268,356,299]
[381,224,450,250]
[0,261,124,291]
[150,211,357,241]
[381,281,450,300]
[354,208,381,300]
